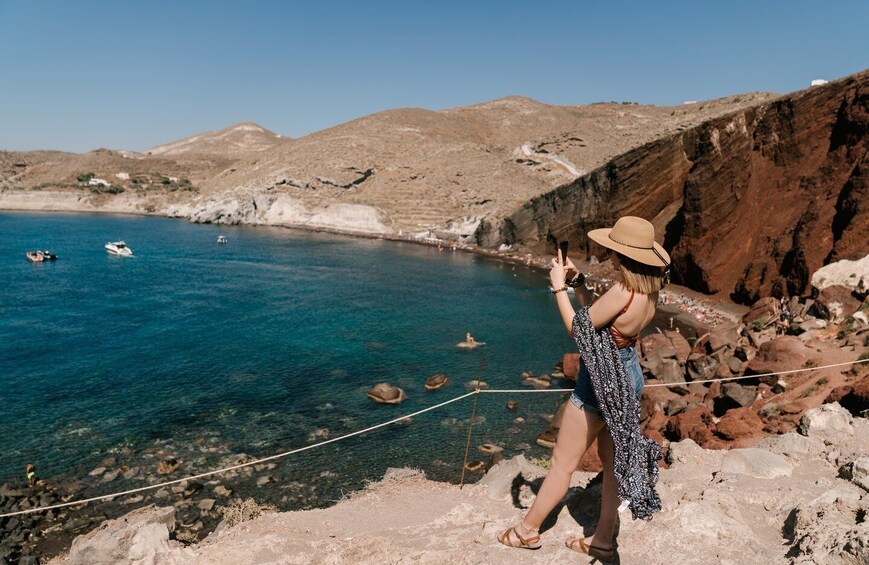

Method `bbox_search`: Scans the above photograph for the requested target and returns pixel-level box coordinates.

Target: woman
[497,216,669,562]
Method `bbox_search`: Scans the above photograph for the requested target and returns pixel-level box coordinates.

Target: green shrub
[76,172,95,183]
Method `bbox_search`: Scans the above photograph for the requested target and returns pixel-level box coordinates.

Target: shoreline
[0,197,744,331]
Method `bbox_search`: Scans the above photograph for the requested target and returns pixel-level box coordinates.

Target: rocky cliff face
[495,71,869,303]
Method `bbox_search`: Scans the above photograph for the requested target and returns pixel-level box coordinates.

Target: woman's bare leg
[589,426,618,549]
[505,402,602,541]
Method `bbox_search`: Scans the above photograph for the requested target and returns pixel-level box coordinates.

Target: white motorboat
[217,235,228,244]
[105,241,133,256]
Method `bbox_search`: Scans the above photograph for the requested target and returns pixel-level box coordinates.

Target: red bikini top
[609,290,640,349]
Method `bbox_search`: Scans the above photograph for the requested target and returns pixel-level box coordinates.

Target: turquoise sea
[1,212,578,506]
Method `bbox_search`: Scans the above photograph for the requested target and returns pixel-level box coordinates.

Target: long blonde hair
[617,253,665,294]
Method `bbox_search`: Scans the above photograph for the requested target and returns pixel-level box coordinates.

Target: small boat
[217,235,228,244]
[105,241,133,256]
[41,250,58,260]
[26,251,44,263]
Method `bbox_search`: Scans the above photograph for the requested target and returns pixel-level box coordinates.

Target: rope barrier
[459,353,485,488]
[0,390,478,518]
[3,357,866,518]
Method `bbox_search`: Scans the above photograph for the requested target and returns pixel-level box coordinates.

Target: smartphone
[558,240,569,264]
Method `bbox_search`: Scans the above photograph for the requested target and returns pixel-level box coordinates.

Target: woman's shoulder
[605,282,634,300]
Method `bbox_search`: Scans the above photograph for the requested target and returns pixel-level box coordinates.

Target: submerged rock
[367,383,407,405]
[424,374,448,391]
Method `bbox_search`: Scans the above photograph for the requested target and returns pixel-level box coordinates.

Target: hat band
[608,233,670,268]
[608,233,653,251]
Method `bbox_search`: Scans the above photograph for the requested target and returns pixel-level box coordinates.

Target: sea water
[0,212,577,505]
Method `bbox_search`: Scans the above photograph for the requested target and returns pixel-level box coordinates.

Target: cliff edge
[50,404,868,565]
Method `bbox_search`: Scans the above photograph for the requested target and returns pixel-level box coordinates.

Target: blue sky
[1,1,867,152]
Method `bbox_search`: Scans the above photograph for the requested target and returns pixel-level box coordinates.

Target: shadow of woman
[510,471,621,555]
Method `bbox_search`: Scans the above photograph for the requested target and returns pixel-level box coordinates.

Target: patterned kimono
[572,306,663,520]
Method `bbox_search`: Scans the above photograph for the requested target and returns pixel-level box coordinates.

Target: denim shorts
[570,345,644,415]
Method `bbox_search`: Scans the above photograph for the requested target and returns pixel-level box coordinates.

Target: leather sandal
[497,525,542,549]
[566,535,616,563]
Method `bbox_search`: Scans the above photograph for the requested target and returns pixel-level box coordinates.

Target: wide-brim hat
[587,216,670,268]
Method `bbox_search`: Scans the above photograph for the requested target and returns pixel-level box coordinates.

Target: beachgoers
[497,216,668,561]
[26,463,37,487]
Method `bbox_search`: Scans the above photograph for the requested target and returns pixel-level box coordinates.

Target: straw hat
[587,216,670,268]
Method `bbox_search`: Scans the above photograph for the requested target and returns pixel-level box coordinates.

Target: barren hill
[0,91,776,232]
[198,92,777,231]
[147,122,288,158]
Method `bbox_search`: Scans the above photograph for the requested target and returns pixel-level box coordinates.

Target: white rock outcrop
[811,253,869,293]
[65,505,188,565]
[797,402,854,443]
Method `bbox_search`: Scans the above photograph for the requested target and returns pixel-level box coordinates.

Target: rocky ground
[41,402,869,565]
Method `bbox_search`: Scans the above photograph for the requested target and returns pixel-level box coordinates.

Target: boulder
[155,458,180,475]
[842,456,869,491]
[798,318,827,332]
[810,254,869,293]
[478,455,548,500]
[644,410,669,432]
[562,353,580,380]
[755,432,825,459]
[424,374,448,391]
[720,448,792,478]
[720,383,757,409]
[477,443,503,456]
[733,345,755,363]
[67,505,180,565]
[666,406,723,448]
[798,402,854,442]
[812,285,861,322]
[714,407,763,441]
[663,330,692,364]
[725,356,744,374]
[506,400,519,411]
[664,397,689,415]
[667,438,722,469]
[641,332,677,359]
[743,297,779,326]
[197,499,215,512]
[657,359,688,394]
[850,374,869,412]
[213,485,232,497]
[367,383,407,404]
[686,354,720,382]
[745,336,810,383]
[536,430,557,449]
[706,324,740,353]
[464,460,485,473]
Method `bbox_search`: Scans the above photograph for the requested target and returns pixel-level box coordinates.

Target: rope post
[459,350,485,488]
